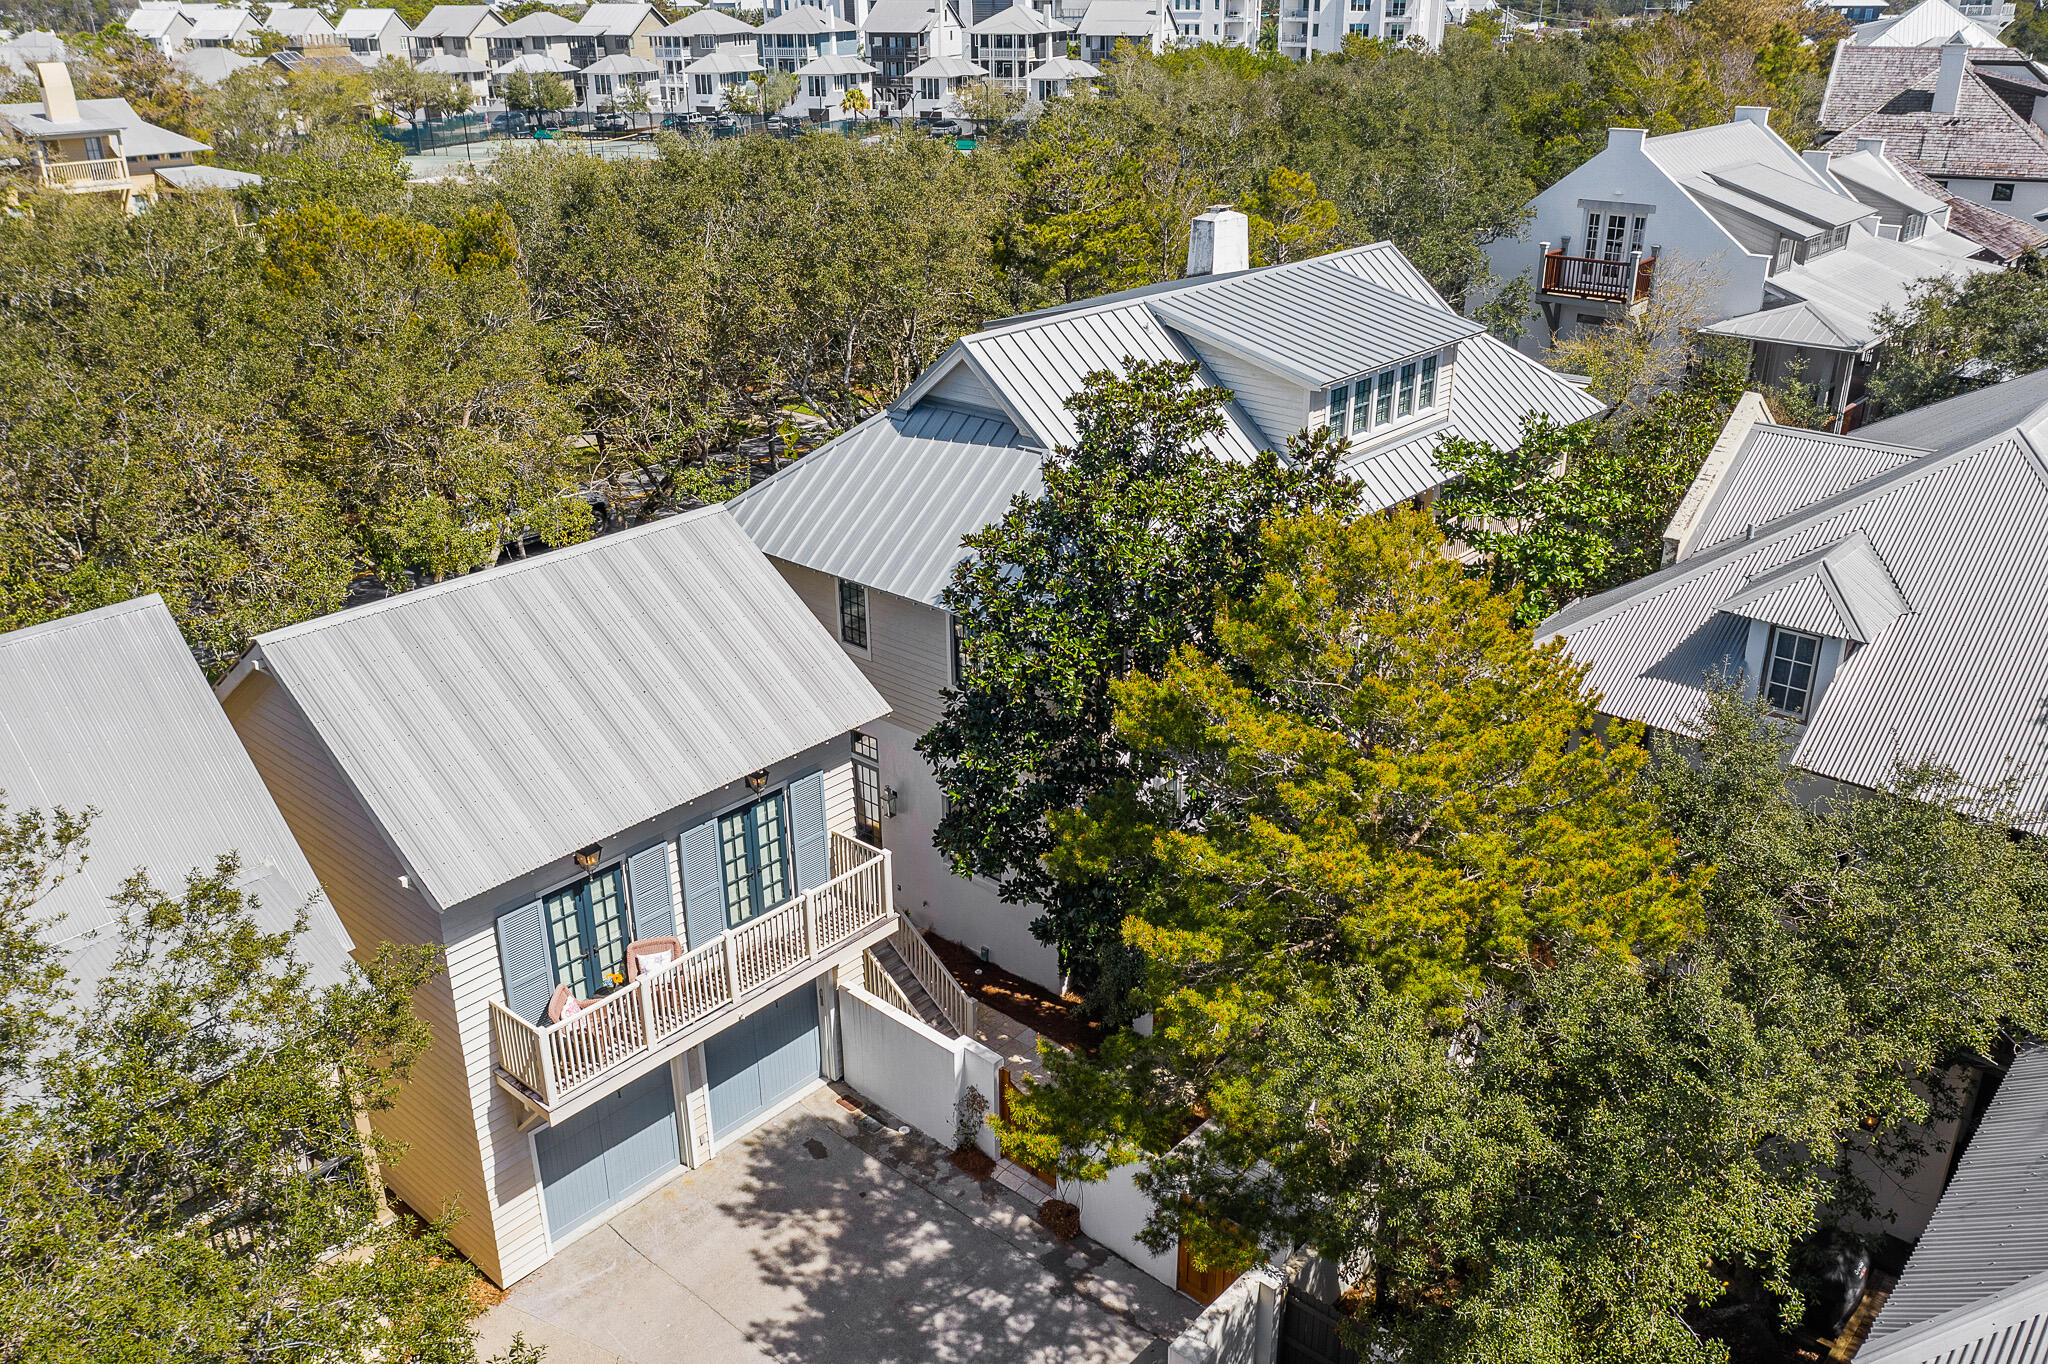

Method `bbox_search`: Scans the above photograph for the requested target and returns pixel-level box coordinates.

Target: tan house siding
[1191,343,1311,446]
[774,559,953,735]
[221,670,507,1281]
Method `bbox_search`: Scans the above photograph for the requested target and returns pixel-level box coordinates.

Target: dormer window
[1323,349,1446,443]
[1762,626,1821,719]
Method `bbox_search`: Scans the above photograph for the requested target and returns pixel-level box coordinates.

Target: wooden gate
[1175,1238,1244,1306]
[1279,1290,1360,1364]
[996,1067,1055,1185]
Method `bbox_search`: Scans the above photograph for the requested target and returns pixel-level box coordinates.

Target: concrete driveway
[473,1085,1192,1364]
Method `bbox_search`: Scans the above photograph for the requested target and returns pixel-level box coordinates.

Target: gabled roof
[1735,230,1999,352]
[261,4,335,37]
[0,95,210,157]
[579,1,660,33]
[156,163,262,189]
[906,53,981,77]
[336,8,408,37]
[1826,148,1947,218]
[1703,163,1875,230]
[734,243,1606,610]
[795,51,874,74]
[411,4,502,38]
[1536,378,2048,825]
[173,45,259,82]
[661,7,757,35]
[0,597,354,995]
[1861,1048,2048,1364]
[1849,0,2006,48]
[496,50,578,71]
[581,52,658,73]
[1701,300,1870,352]
[1888,157,2048,263]
[1074,0,1162,34]
[758,4,843,33]
[416,52,489,72]
[1715,530,1910,643]
[495,10,595,37]
[861,0,954,32]
[186,7,255,39]
[1821,46,2048,182]
[1031,54,1098,78]
[683,44,761,70]
[222,508,887,913]
[970,4,1063,33]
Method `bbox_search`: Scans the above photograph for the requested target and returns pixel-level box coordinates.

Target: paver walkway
[472,1084,1190,1364]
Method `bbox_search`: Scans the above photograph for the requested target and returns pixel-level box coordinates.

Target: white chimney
[1856,135,1886,157]
[1185,205,1250,278]
[1607,127,1646,152]
[34,61,77,123]
[1732,105,1772,128]
[1802,148,1834,177]
[1934,35,1968,116]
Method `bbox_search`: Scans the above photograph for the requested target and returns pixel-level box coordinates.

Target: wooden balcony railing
[491,832,891,1117]
[888,921,975,1037]
[1540,249,1655,304]
[40,157,127,189]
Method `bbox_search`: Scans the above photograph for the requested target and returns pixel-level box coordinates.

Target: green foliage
[501,69,575,116]
[207,62,377,167]
[368,53,475,120]
[919,361,1358,1005]
[0,809,477,1363]
[1869,252,2048,416]
[2008,0,2048,60]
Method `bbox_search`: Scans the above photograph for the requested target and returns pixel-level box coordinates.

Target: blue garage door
[536,1066,681,1239]
[705,982,822,1142]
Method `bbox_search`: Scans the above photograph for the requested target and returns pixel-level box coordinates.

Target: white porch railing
[41,157,126,188]
[492,832,891,1113]
[863,950,916,1016]
[890,921,975,1038]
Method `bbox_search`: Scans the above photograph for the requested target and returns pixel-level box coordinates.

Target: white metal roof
[661,7,758,35]
[1074,0,1161,33]
[795,52,874,74]
[0,597,354,993]
[1537,385,2048,826]
[1030,55,1098,78]
[416,52,488,72]
[498,50,578,72]
[1850,0,2006,47]
[336,8,407,37]
[906,53,981,77]
[862,0,953,31]
[412,4,501,38]
[684,45,761,70]
[970,5,1063,32]
[1862,1049,2048,1363]
[582,53,659,73]
[758,5,843,33]
[226,508,886,913]
[497,11,596,37]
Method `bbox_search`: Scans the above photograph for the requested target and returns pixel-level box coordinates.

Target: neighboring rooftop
[1821,45,2048,183]
[0,597,354,993]
[411,4,501,38]
[861,0,954,31]
[1848,0,2007,47]
[221,507,888,913]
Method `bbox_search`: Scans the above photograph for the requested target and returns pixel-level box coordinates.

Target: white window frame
[1761,625,1822,720]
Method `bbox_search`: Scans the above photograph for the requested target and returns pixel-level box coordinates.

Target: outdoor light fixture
[573,844,602,869]
[882,786,899,818]
[745,769,770,792]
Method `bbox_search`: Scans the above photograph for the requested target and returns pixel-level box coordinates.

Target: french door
[544,865,629,998]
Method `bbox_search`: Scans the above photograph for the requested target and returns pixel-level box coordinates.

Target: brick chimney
[1185,205,1250,278]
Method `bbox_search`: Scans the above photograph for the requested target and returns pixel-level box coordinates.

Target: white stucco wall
[1169,1267,1283,1364]
[1073,1155,1181,1289]
[839,983,1002,1156]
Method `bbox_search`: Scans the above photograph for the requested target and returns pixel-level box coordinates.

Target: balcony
[40,157,128,191]
[1540,249,1655,305]
[491,832,894,1125]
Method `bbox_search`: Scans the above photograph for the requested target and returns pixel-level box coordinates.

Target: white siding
[1189,342,1313,447]
[777,560,954,735]
[222,672,508,1282]
[926,359,1005,415]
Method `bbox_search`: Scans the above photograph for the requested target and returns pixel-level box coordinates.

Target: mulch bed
[923,931,1107,1055]
[948,1145,998,1181]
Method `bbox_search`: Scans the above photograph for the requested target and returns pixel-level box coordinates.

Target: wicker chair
[547,983,592,1025]
[624,936,684,982]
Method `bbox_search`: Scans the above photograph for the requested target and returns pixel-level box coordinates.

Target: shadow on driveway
[473,1085,1190,1364]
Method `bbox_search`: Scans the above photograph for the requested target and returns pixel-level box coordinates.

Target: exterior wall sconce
[745,769,770,792]
[882,786,899,818]
[573,844,602,870]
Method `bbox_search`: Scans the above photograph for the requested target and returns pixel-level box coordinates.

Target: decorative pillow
[559,996,583,1019]
[637,950,673,974]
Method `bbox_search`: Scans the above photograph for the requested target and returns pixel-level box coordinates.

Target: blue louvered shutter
[789,770,829,892]
[680,818,725,949]
[496,900,554,1025]
[626,842,677,941]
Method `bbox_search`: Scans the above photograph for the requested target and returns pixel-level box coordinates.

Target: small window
[1901,212,1925,242]
[1349,376,1370,435]
[1418,353,1438,408]
[838,578,869,650]
[949,615,971,686]
[1397,361,1417,418]
[1762,626,1822,720]
[852,739,884,847]
[1993,183,2016,202]
[1326,384,1348,432]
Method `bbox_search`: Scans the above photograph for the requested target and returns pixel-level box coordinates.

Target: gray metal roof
[233,508,887,912]
[1701,301,1870,353]
[0,597,354,994]
[737,243,1605,608]
[1704,164,1876,230]
[1715,531,1909,644]
[1146,263,1484,388]
[1689,424,1925,553]
[1074,0,1162,34]
[730,405,1041,607]
[1857,368,2048,453]
[1861,1049,2048,1364]
[1537,389,2048,826]
[411,4,499,38]
[1762,231,1999,351]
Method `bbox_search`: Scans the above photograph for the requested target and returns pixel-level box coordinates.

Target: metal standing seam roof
[1861,1049,2048,1363]
[734,242,1608,610]
[684,46,761,71]
[1752,231,1999,350]
[1704,165,1877,231]
[0,597,354,994]
[1849,0,2007,46]
[1826,149,1948,218]
[496,11,597,37]
[1689,424,1926,553]
[1715,531,1910,643]
[1536,395,2048,827]
[758,6,843,34]
[1857,367,2048,452]
[796,52,874,74]
[412,5,500,38]
[1031,55,1099,78]
[970,5,1064,33]
[229,507,888,913]
[861,0,953,32]
[1701,301,1871,352]
[661,8,759,36]
[416,52,488,73]
[1074,0,1163,33]
[582,53,660,73]
[906,53,982,77]
[336,9,407,37]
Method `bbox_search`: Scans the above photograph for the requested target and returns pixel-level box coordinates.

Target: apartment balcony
[40,157,128,191]
[491,832,894,1126]
[1540,248,1655,305]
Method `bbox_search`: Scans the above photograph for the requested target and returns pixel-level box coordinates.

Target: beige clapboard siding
[926,358,1003,413]
[1195,344,1312,447]
[221,673,508,1282]
[775,560,953,735]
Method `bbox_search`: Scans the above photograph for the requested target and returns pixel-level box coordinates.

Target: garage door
[705,982,821,1142]
[536,1067,681,1240]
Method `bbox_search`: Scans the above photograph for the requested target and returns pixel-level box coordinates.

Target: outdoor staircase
[867,940,961,1038]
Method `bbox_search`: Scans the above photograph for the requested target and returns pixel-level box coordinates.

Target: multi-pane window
[1418,354,1438,408]
[1325,352,1446,441]
[1762,627,1821,719]
[920,77,939,99]
[852,733,884,847]
[1375,367,1395,423]
[543,865,628,999]
[1349,376,1370,435]
[950,615,971,686]
[1901,212,1926,242]
[1993,182,2016,202]
[1397,361,1417,417]
[1387,21,1403,38]
[1327,384,1348,432]
[838,578,869,649]
[1602,213,1628,261]
[719,792,791,928]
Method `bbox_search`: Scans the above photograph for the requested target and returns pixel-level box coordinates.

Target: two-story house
[1534,367,2048,831]
[729,210,1605,991]
[259,4,343,50]
[1843,0,2007,48]
[1820,37,2048,226]
[2,63,214,212]
[1163,0,1256,46]
[862,0,967,112]
[1485,109,2000,429]
[0,594,356,1016]
[906,52,987,116]
[967,4,1066,92]
[792,52,878,120]
[410,4,506,66]
[489,11,600,69]
[186,4,260,47]
[126,2,200,55]
[1825,134,2048,263]
[655,7,761,110]
[678,45,766,113]
[1279,0,1447,60]
[336,8,415,63]
[218,506,979,1287]
[757,4,859,74]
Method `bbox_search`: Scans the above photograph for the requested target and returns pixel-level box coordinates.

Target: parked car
[594,112,630,132]
[922,118,970,138]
